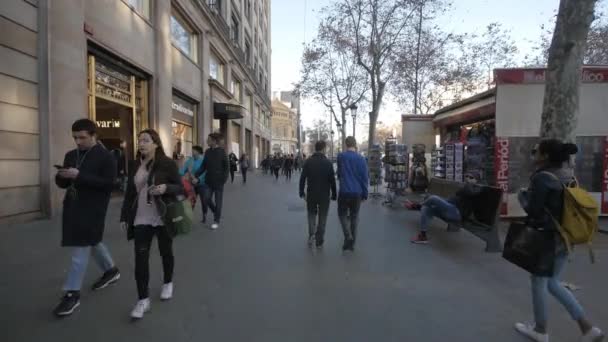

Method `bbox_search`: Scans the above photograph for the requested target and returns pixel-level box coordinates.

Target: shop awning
[214,102,245,120]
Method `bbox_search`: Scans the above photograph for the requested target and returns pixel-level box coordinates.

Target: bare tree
[528,17,608,66]
[335,0,423,151]
[298,17,369,150]
[469,23,519,89]
[393,27,480,115]
[541,0,598,142]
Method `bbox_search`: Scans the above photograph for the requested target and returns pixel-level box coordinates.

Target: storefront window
[171,13,198,61]
[209,53,225,85]
[172,121,193,161]
[126,0,150,19]
[171,93,197,162]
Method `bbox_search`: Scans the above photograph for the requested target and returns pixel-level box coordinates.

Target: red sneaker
[411,233,429,244]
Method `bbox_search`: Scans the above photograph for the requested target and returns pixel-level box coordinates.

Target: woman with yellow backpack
[514,139,603,342]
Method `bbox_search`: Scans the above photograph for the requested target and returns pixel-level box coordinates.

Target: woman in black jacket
[120,129,183,319]
[514,139,603,342]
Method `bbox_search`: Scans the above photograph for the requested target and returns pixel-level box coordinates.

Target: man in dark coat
[299,141,337,248]
[194,132,229,230]
[53,119,120,317]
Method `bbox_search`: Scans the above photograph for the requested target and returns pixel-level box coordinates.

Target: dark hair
[208,132,223,143]
[72,118,97,135]
[137,129,167,161]
[193,145,204,154]
[538,138,578,166]
[315,140,326,152]
[345,136,357,148]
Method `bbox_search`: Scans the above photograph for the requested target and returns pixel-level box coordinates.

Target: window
[171,13,198,61]
[231,78,241,102]
[207,0,221,13]
[126,0,150,19]
[244,39,251,64]
[209,53,225,85]
[231,14,240,44]
[245,0,251,22]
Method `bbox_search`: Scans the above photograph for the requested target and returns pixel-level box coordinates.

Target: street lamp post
[330,130,335,160]
[349,104,358,139]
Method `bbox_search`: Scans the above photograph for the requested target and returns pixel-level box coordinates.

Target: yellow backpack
[543,172,600,263]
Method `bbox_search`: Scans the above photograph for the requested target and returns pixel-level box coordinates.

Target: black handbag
[502,222,556,277]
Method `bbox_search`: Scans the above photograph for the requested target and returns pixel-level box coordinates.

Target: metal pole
[352,115,356,138]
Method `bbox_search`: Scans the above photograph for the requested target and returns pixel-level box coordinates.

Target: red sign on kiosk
[495,137,509,215]
[602,136,608,214]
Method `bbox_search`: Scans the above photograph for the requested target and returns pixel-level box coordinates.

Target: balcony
[202,0,230,40]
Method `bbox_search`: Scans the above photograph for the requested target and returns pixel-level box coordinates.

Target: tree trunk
[367,82,386,153]
[540,0,597,142]
[341,108,347,151]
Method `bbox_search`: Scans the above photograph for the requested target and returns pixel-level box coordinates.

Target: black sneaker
[92,267,120,291]
[315,239,324,249]
[202,215,207,224]
[342,239,354,252]
[53,291,80,317]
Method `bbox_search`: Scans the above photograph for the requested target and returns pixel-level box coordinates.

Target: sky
[270,0,601,135]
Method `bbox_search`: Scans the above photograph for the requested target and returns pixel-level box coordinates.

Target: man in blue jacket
[337,136,369,251]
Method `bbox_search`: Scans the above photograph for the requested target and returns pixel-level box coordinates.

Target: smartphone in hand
[54,165,65,170]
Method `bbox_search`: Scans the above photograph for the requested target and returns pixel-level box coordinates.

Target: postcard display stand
[443,143,464,182]
[431,146,446,179]
[368,144,383,198]
[383,140,408,206]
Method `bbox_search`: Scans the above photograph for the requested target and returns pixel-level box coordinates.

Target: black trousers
[273,168,280,180]
[230,169,236,183]
[338,197,362,243]
[134,225,174,300]
[196,185,209,218]
[285,168,292,180]
[241,168,248,183]
[205,184,224,223]
[307,197,330,243]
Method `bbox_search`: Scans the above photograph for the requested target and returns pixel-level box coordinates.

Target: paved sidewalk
[1,172,607,342]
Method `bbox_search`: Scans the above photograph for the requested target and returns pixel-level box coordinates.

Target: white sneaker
[160,283,173,301]
[130,298,150,319]
[582,327,605,342]
[210,223,219,230]
[515,322,549,342]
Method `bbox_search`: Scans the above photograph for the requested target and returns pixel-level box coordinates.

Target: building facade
[270,98,297,155]
[0,0,272,223]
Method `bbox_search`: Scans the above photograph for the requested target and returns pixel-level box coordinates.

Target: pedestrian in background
[239,153,250,184]
[53,119,120,317]
[228,151,238,183]
[272,155,282,181]
[336,136,368,252]
[120,129,183,319]
[514,139,603,342]
[299,141,337,248]
[195,133,229,230]
[284,154,294,181]
[181,145,208,223]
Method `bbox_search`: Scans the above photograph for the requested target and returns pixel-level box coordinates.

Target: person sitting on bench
[411,173,482,244]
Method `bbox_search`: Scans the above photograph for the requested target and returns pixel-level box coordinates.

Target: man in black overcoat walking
[53,119,120,317]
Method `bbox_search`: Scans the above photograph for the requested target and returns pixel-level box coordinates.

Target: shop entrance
[87,54,148,189]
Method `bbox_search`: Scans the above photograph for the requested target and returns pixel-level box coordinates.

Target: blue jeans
[420,195,461,232]
[532,251,585,327]
[63,243,115,291]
